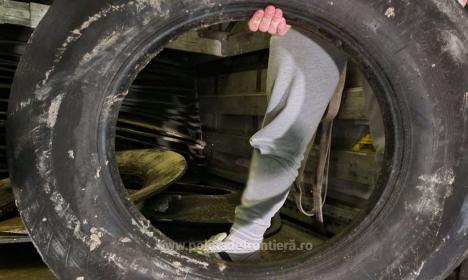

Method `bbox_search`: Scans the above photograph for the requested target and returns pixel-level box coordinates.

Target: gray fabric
[228,29,346,243]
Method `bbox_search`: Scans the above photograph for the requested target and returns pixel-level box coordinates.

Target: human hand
[248,5,291,36]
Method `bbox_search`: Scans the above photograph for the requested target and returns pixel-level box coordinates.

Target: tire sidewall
[7,0,468,279]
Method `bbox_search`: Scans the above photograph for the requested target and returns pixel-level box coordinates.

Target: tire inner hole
[115,21,387,263]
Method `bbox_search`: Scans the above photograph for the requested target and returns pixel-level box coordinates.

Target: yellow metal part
[352,133,374,152]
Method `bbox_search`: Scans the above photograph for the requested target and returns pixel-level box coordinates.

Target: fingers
[248,9,264,32]
[277,20,291,36]
[248,6,291,36]
[268,8,283,35]
[258,5,276,32]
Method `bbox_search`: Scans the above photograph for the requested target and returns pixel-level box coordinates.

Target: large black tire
[7,0,468,279]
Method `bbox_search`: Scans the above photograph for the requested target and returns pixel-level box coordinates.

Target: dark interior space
[111,22,385,262]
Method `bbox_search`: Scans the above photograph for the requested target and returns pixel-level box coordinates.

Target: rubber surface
[7,0,468,279]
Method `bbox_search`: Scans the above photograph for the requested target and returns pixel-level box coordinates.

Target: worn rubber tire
[7,0,468,279]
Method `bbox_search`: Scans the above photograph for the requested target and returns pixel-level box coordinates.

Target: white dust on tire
[440,30,468,64]
[46,94,64,128]
[385,7,396,18]
[407,167,455,217]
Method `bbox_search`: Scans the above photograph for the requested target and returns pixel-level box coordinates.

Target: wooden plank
[205,132,252,157]
[0,0,48,27]
[166,30,270,57]
[260,69,268,92]
[199,93,267,116]
[197,76,217,96]
[207,152,371,211]
[344,62,365,88]
[207,151,249,181]
[0,0,29,26]
[195,50,269,76]
[304,149,379,186]
[207,174,371,214]
[0,216,27,235]
[222,31,270,57]
[217,70,259,95]
[208,166,246,184]
[30,2,48,27]
[325,190,369,208]
[201,114,261,135]
[167,31,224,56]
[279,202,354,235]
[328,150,378,185]
[208,155,376,188]
[205,133,379,186]
[327,178,373,200]
[0,178,13,218]
[338,87,368,120]
[199,87,369,120]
